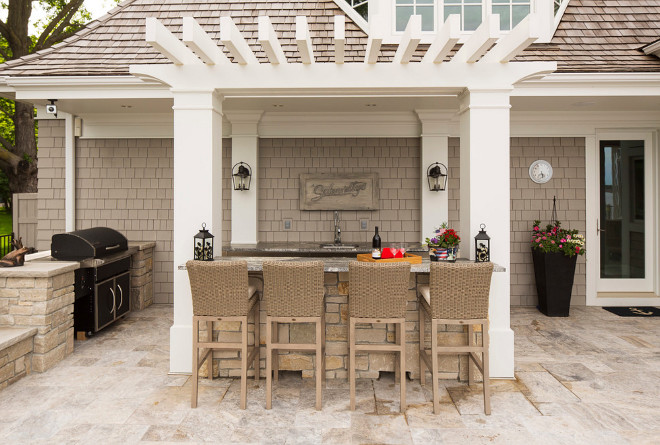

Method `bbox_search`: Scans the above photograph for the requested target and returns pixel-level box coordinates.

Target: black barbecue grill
[52,227,131,335]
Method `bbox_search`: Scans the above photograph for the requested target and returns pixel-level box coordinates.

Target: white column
[63,113,76,232]
[415,111,452,243]
[226,111,263,246]
[459,89,514,378]
[170,90,223,374]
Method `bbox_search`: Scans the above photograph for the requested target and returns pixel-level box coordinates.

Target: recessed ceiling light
[273,104,284,108]
[365,104,377,107]
[121,104,133,109]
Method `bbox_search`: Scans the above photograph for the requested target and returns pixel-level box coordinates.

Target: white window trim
[552,0,570,35]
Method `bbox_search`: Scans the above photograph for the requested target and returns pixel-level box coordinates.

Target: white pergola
[131,13,556,378]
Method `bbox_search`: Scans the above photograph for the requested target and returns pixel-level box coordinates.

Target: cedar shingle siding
[0,0,658,76]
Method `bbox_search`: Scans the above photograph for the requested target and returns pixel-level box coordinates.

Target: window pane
[445,0,461,4]
[492,0,508,3]
[465,0,482,3]
[396,6,414,32]
[417,6,435,31]
[444,5,461,22]
[417,0,434,4]
[396,0,412,4]
[464,5,482,31]
[512,5,530,27]
[493,5,510,30]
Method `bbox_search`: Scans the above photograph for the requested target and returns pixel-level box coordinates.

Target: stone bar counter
[180,253,504,381]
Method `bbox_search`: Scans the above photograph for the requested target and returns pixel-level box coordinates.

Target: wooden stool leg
[315,318,322,410]
[272,321,279,382]
[349,318,356,411]
[394,322,400,383]
[254,302,260,381]
[483,321,491,415]
[468,324,474,387]
[207,320,213,379]
[321,309,326,384]
[240,316,248,410]
[419,304,425,386]
[266,317,272,410]
[191,317,199,408]
[398,320,406,412]
[431,319,440,415]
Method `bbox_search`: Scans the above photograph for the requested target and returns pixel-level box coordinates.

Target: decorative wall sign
[300,173,379,211]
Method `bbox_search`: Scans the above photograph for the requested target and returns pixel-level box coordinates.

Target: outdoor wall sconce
[193,223,214,261]
[427,162,448,192]
[232,162,252,191]
[474,223,490,263]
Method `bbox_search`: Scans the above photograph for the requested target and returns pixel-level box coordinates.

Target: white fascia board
[331,1,369,34]
[514,72,660,96]
[7,75,172,100]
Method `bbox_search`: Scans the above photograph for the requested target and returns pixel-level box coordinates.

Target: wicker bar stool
[418,262,494,415]
[186,260,260,410]
[262,261,325,410]
[348,261,411,412]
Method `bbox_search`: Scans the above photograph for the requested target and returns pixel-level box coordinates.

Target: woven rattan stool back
[186,260,250,317]
[429,262,494,319]
[348,261,411,318]
[262,261,325,317]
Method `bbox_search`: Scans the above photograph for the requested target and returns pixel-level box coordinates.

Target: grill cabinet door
[95,277,116,331]
[115,272,131,318]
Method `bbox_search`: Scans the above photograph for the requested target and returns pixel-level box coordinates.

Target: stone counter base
[0,328,37,390]
[203,272,483,382]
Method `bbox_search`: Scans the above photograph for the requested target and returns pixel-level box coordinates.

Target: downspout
[63,112,76,232]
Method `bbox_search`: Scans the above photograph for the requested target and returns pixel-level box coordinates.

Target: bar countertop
[222,242,428,255]
[179,256,506,273]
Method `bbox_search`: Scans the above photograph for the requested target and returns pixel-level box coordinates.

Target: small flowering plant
[531,220,585,257]
[425,222,461,248]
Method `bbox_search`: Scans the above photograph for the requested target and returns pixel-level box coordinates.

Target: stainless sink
[320,244,360,249]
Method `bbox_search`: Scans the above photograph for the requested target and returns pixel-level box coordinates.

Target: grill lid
[51,227,128,261]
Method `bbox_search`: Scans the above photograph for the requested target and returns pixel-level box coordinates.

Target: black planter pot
[531,249,578,317]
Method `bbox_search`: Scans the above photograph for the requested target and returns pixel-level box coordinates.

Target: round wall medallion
[529,160,553,184]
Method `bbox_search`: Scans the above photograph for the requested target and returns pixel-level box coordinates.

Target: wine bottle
[372,226,381,259]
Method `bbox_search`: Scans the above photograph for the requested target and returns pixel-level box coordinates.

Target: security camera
[46,104,57,114]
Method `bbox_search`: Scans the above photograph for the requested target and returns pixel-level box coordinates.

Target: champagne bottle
[372,226,381,259]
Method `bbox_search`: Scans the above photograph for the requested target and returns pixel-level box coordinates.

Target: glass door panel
[598,139,652,292]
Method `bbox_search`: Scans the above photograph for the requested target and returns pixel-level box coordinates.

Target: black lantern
[193,223,214,261]
[474,223,490,263]
[427,162,448,192]
[232,162,252,191]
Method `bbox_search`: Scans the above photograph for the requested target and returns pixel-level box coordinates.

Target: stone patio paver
[0,304,658,444]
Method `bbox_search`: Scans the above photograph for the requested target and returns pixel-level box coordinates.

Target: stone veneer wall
[0,272,75,372]
[208,272,474,382]
[257,138,421,243]
[0,328,35,390]
[448,137,587,306]
[130,245,155,311]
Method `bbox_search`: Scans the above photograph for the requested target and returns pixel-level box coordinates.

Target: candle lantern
[427,162,448,192]
[474,223,490,263]
[193,223,214,261]
[232,162,252,191]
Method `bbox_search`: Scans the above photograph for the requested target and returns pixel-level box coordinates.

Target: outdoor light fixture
[193,223,214,261]
[232,162,252,191]
[474,223,490,263]
[427,162,448,192]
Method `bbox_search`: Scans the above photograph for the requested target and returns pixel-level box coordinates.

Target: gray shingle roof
[0,0,658,77]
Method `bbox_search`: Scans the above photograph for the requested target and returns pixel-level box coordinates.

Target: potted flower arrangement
[425,223,461,262]
[531,219,585,317]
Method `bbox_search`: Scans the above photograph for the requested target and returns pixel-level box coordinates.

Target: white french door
[596,132,655,293]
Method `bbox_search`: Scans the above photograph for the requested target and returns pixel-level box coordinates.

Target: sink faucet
[334,210,341,244]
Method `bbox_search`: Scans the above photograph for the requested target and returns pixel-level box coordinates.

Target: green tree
[0,0,94,197]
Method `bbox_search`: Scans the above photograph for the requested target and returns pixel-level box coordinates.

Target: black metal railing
[0,232,14,258]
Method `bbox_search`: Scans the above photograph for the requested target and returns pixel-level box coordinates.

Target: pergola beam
[365,36,382,64]
[453,15,500,63]
[145,17,201,66]
[296,16,315,64]
[220,16,258,65]
[480,15,539,63]
[182,17,229,65]
[258,16,287,65]
[422,15,460,64]
[393,15,422,64]
[334,15,345,64]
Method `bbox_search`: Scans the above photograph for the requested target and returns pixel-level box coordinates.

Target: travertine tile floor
[0,304,658,444]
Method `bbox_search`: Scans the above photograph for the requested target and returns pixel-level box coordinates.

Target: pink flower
[551,240,555,244]
[559,244,563,248]
[533,226,540,231]
[536,239,540,243]
[539,244,543,247]
[561,238,566,243]
[542,236,547,240]
[576,247,580,252]
[567,235,572,240]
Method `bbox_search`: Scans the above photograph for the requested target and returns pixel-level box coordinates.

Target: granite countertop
[0,260,80,277]
[179,256,506,273]
[223,242,428,255]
